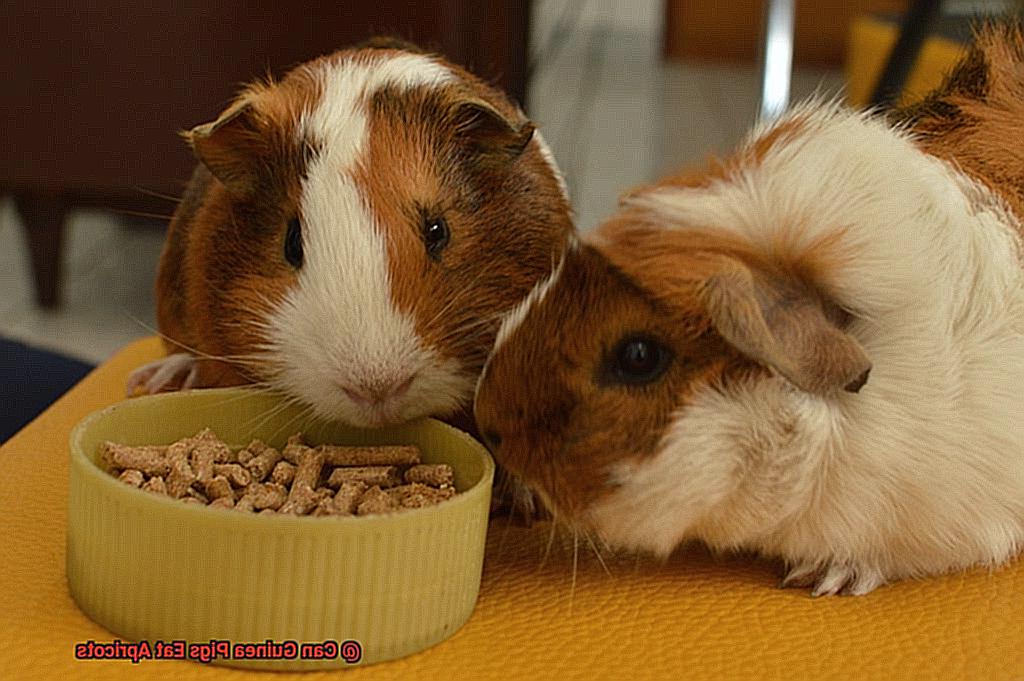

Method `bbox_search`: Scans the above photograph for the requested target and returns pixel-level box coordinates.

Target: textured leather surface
[1,337,1022,680]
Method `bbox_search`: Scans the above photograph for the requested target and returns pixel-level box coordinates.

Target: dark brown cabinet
[1,2,530,306]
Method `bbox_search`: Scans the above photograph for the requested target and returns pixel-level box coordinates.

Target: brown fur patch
[354,72,572,377]
[156,54,323,385]
[893,22,1024,228]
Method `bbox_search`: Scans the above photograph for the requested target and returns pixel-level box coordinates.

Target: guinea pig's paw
[781,561,885,596]
[126,353,201,396]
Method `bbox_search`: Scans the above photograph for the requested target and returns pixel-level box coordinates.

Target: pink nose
[343,374,414,407]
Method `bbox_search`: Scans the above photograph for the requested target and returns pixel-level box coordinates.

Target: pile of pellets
[101,429,456,516]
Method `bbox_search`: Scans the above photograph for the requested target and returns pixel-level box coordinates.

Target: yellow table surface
[2,337,1022,680]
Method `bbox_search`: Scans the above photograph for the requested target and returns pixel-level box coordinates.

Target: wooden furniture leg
[15,192,67,309]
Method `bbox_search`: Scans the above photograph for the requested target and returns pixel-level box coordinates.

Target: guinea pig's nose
[344,374,415,407]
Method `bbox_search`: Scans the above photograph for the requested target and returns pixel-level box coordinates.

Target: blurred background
[0,0,1014,438]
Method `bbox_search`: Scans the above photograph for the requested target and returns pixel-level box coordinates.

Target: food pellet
[291,447,325,490]
[404,464,454,488]
[189,446,214,485]
[270,461,296,486]
[141,476,168,495]
[186,486,209,504]
[389,482,456,508]
[357,486,398,516]
[278,446,325,515]
[236,482,288,512]
[204,475,233,501]
[102,430,457,516]
[243,440,282,482]
[102,443,169,477]
[278,490,318,515]
[118,469,145,487]
[315,481,367,516]
[327,465,401,489]
[166,448,197,498]
[236,444,255,465]
[209,496,235,510]
[281,433,311,465]
[185,428,233,463]
[318,444,421,466]
[214,463,251,488]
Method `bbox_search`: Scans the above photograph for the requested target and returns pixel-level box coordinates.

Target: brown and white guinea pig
[127,39,573,429]
[474,25,1024,596]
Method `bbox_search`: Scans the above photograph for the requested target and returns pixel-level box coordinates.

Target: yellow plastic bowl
[67,387,494,670]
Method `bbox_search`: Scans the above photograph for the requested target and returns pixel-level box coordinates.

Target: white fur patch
[262,53,467,427]
[587,101,1024,590]
[300,53,453,169]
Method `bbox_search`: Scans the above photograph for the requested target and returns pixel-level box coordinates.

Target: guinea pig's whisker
[420,270,488,331]
[421,265,499,331]
[435,315,503,349]
[122,312,269,372]
[111,208,175,221]
[570,529,579,610]
[444,313,502,338]
[242,291,286,323]
[193,383,284,422]
[538,511,561,571]
[422,292,463,331]
[240,404,292,440]
[584,530,613,578]
[132,186,182,204]
[261,398,318,446]
[238,393,302,434]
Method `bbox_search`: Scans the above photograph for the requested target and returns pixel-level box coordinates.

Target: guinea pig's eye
[422,216,450,259]
[607,335,672,386]
[284,216,303,268]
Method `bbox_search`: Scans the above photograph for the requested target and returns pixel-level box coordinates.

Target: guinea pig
[127,38,573,429]
[474,26,1024,595]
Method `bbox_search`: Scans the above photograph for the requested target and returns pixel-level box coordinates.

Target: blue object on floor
[0,338,94,443]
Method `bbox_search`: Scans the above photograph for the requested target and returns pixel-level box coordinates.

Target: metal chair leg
[758,0,796,122]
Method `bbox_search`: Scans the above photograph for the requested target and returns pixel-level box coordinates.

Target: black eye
[284,216,303,268]
[608,336,672,386]
[422,216,450,258]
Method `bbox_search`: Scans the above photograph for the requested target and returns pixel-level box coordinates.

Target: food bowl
[66,387,494,670]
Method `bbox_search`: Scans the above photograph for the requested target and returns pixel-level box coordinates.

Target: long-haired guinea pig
[127,38,573,429]
[475,25,1024,596]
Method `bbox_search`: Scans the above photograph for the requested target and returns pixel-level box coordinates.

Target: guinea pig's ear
[183,101,265,194]
[449,97,535,158]
[699,255,872,395]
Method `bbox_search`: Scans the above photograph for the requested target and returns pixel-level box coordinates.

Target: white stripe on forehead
[301,52,454,163]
